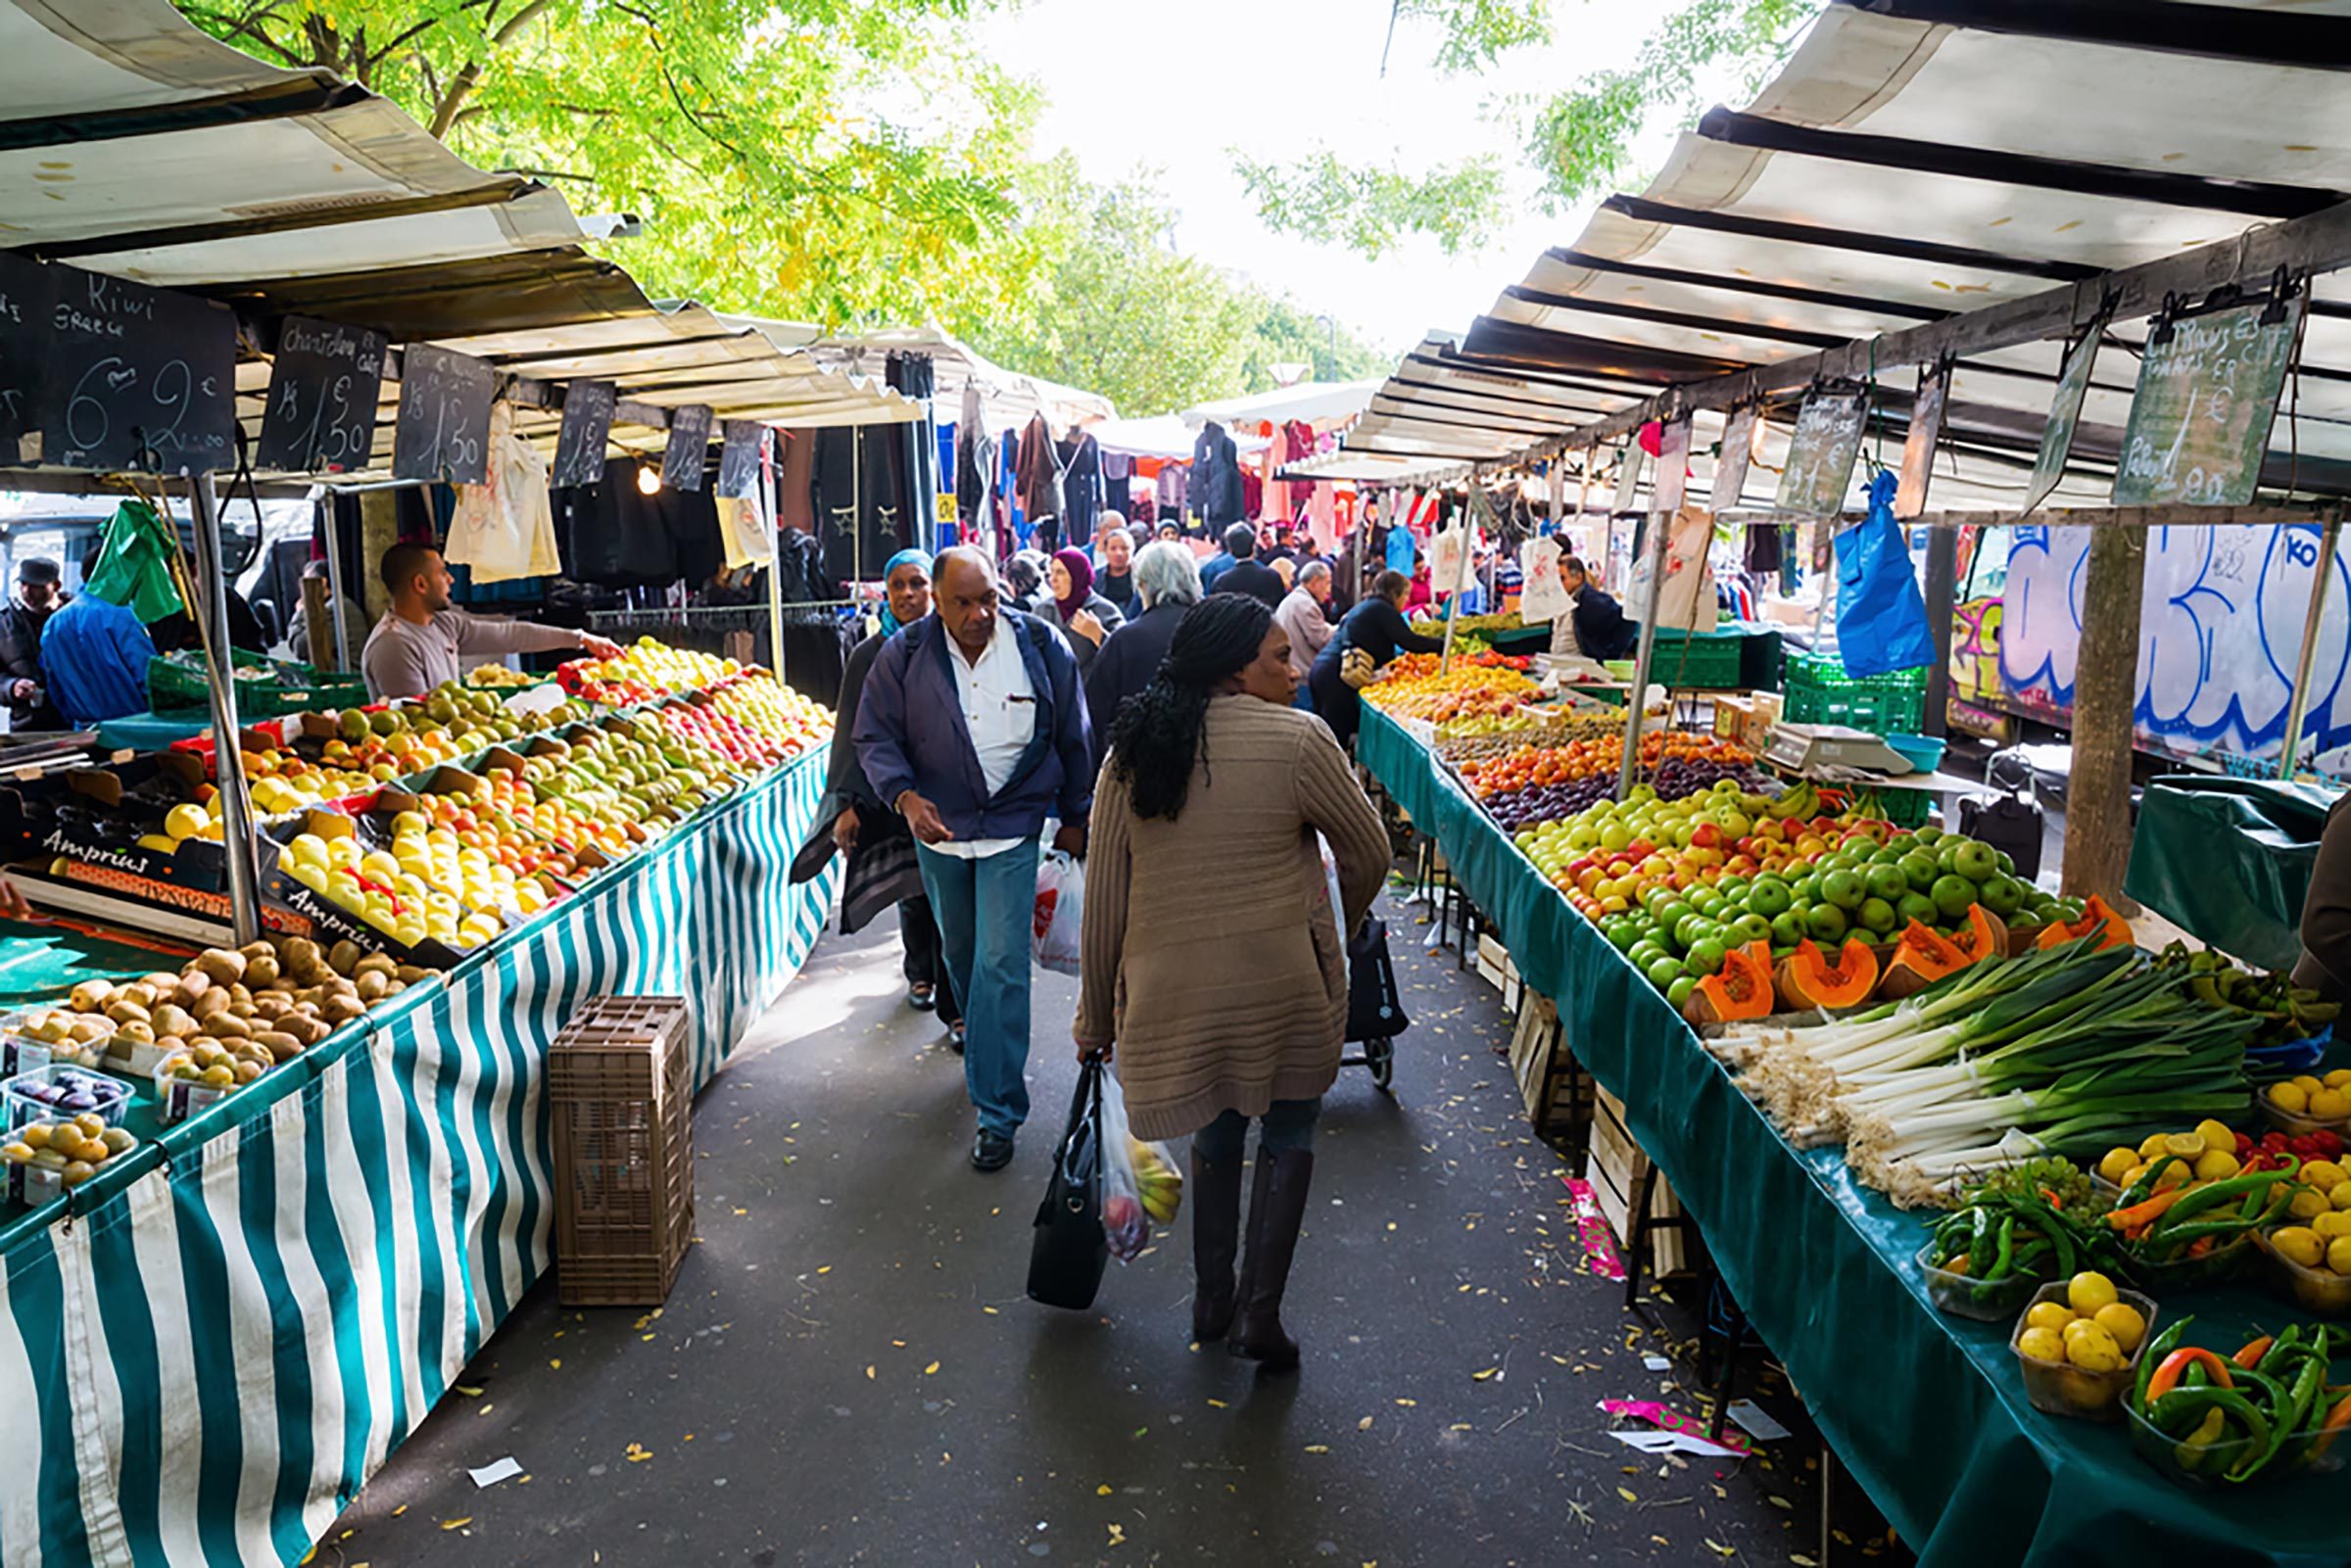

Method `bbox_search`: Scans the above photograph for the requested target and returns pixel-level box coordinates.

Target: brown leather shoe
[1230,1150,1313,1371]
[1190,1145,1243,1342]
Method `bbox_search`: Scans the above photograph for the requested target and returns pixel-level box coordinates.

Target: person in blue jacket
[41,546,157,729]
[855,546,1093,1171]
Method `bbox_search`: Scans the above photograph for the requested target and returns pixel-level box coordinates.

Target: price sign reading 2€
[40,263,236,472]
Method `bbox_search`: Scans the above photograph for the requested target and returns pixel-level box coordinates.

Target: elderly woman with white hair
[1084,539,1204,772]
[1272,558,1336,710]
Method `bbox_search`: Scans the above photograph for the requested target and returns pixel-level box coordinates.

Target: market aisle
[319,886,1840,1567]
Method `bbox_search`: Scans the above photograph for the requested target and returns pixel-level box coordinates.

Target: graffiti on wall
[1999,523,2351,770]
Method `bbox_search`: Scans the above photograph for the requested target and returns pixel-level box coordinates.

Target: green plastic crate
[149,649,367,719]
[1782,652,1926,736]
[1646,629,1747,690]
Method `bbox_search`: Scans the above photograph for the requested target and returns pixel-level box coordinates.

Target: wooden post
[1921,526,1958,739]
[2062,525,2146,904]
[300,573,332,669]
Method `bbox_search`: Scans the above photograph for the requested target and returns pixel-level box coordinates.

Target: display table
[1357,708,2338,1568]
[0,743,838,1566]
[94,709,216,753]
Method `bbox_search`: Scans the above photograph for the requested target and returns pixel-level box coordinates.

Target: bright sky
[974,0,1689,358]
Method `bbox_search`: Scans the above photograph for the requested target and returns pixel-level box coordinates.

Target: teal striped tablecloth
[0,744,838,1567]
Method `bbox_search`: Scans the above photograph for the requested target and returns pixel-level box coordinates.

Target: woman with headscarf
[798,549,964,1042]
[1041,546,1126,681]
[1075,595,1390,1371]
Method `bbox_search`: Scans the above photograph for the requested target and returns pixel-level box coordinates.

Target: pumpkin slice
[1878,921,1971,1000]
[1948,904,2010,968]
[2034,893,2135,952]
[1685,943,1774,1025]
[1773,937,1880,1012]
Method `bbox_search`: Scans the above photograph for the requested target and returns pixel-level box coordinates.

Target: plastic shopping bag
[1099,1069,1180,1262]
[1833,471,1937,677]
[1032,850,1085,976]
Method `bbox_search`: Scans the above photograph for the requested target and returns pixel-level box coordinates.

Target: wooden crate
[551,996,695,1307]
[1474,932,1517,993]
[1588,1084,1689,1276]
[1509,994,1588,1134]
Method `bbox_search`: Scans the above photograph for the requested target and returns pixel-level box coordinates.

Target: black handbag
[1345,916,1410,1043]
[1027,1057,1109,1310]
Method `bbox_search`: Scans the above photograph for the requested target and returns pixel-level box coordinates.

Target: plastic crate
[551,996,695,1307]
[148,649,368,720]
[1782,652,1927,736]
[1646,630,1746,690]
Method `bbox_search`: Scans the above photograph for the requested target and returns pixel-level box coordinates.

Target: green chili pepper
[1989,1213,2016,1282]
[1968,1210,1998,1277]
[2258,1326,2304,1377]
[2116,1155,2188,1211]
[2235,1354,2326,1481]
[2135,1317,2193,1413]
[2147,1167,2297,1236]
[2153,1385,2271,1464]
[2047,1220,2077,1278]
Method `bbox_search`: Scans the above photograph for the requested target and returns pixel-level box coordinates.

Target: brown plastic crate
[551,996,695,1307]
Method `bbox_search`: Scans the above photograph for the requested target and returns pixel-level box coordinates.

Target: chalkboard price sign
[2112,295,2303,508]
[41,263,236,472]
[1775,386,1867,517]
[0,254,49,466]
[550,378,617,489]
[1713,403,1756,512]
[1895,358,1950,520]
[256,315,386,475]
[716,419,765,499]
[662,403,715,492]
[2026,315,2107,516]
[393,344,496,485]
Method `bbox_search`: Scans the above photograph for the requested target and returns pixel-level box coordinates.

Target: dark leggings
[1192,1099,1321,1164]
[898,895,962,1026]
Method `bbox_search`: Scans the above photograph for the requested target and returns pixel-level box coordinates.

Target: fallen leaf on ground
[439,1519,471,1532]
[1617,1487,1638,1503]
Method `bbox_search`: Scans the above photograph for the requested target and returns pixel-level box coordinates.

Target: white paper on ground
[468,1455,524,1488]
[1607,1429,1747,1460]
[1726,1400,1791,1443]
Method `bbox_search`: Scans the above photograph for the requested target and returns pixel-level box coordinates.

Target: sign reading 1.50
[40,266,237,472]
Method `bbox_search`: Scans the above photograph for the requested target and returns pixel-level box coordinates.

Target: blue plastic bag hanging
[1833,471,1936,677]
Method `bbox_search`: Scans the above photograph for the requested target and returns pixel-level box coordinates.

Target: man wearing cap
[0,559,65,730]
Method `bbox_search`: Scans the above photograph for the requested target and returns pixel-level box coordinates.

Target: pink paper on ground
[1600,1399,1753,1457]
[1559,1174,1627,1281]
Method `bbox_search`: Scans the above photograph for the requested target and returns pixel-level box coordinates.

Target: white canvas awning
[1183,380,1382,432]
[807,324,1115,434]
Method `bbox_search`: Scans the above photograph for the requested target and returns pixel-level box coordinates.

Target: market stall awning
[1272,447,1474,488]
[1353,0,2351,506]
[1183,379,1382,432]
[807,323,1115,434]
[1087,413,1270,460]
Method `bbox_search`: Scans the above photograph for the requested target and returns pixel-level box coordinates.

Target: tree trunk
[2061,525,2145,907]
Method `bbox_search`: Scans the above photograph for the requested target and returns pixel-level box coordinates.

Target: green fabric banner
[1359,709,2343,1568]
[2125,775,2340,971]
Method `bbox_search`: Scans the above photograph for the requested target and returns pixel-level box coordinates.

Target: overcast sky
[974,0,1720,357]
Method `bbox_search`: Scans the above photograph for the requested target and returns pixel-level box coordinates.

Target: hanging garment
[954,382,987,526]
[1743,517,1783,577]
[1191,422,1244,527]
[445,404,563,585]
[1157,463,1188,519]
[886,352,938,542]
[1015,412,1060,526]
[777,427,817,534]
[1059,430,1103,543]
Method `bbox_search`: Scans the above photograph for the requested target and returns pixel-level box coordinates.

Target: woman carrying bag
[1073,595,1390,1371]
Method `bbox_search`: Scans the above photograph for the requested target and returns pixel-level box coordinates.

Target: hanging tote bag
[1027,1056,1111,1309]
[1833,471,1937,677]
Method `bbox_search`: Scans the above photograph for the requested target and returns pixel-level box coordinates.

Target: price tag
[662,403,715,492]
[393,345,496,485]
[41,263,235,472]
[256,315,386,475]
[550,379,617,489]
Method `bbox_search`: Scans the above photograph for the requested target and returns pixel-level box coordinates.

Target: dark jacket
[1191,422,1245,527]
[854,609,1093,843]
[825,632,889,812]
[1084,599,1189,773]
[1214,558,1285,611]
[0,599,57,727]
[1097,567,1138,616]
[1040,592,1126,682]
[1571,585,1638,662]
[1323,595,1445,671]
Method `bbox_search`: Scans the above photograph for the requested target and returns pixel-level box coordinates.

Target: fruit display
[2014,1271,2148,1373]
[1928,1163,2129,1310]
[1360,658,1539,726]
[2265,1069,2351,1128]
[698,676,830,757]
[2103,1146,2303,1280]
[2,1112,134,1189]
[1,1006,115,1069]
[464,664,546,689]
[278,817,530,951]
[5,1064,130,1124]
[2125,1318,2346,1482]
[2153,945,2339,1053]
[1467,733,1767,831]
[1407,610,1522,639]
[558,638,742,704]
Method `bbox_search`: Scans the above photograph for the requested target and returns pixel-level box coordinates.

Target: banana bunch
[1768,781,1822,821]
[2157,942,2341,1045]
[1130,1137,1183,1223]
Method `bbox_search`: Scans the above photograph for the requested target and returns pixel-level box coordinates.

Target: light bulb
[636,463,661,496]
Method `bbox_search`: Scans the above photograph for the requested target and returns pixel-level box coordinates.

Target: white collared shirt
[928,613,1036,861]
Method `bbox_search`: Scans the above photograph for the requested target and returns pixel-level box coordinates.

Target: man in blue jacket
[856,546,1093,1171]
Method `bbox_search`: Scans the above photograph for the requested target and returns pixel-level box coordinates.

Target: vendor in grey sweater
[360,543,619,700]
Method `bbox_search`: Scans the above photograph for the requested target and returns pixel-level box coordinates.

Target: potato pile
[64,936,423,1091]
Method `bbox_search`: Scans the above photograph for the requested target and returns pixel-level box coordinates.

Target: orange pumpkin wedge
[2035,893,2135,952]
[1685,943,1775,1025]
[1948,904,2010,968]
[1773,937,1880,1011]
[1878,921,1972,1000]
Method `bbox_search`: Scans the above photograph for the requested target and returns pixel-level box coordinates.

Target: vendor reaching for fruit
[361,543,620,701]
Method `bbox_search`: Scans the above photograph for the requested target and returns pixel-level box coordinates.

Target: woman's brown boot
[1230,1150,1313,1371]
[1190,1146,1242,1342]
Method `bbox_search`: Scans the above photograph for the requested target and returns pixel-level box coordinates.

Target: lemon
[2017,1325,2066,1363]
[2313,1211,2351,1240]
[2065,1323,2124,1373]
[2067,1271,2119,1315]
[2331,1179,2351,1211]
[2123,1164,2149,1190]
[2193,1118,2238,1156]
[2193,1148,2241,1182]
[2291,1187,2331,1221]
[2093,1302,2147,1354]
[2274,1225,2327,1268]
[2327,1068,2351,1090]
[2026,1302,2076,1334]
[2152,1162,2190,1192]
[163,802,208,840]
[2164,1131,2207,1159]
[2270,1081,2311,1115]
[2331,1236,2351,1276]
[2138,1132,2174,1160]
[2301,1160,2347,1191]
[2097,1147,2137,1184]
[2312,1090,2351,1121]
[2296,1073,2327,1096]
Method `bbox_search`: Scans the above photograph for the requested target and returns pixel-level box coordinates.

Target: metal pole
[2280,515,2342,781]
[1921,525,1958,739]
[319,494,352,674]
[1614,507,1675,802]
[764,435,788,682]
[188,471,263,945]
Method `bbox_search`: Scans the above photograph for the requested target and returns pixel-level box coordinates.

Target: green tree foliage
[1400,0,1553,73]
[1527,0,1808,205]
[1232,151,1508,261]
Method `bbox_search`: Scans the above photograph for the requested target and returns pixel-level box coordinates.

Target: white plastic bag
[1099,1069,1179,1262]
[1032,850,1085,976]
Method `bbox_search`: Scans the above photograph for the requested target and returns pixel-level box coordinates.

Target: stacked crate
[549,996,695,1307]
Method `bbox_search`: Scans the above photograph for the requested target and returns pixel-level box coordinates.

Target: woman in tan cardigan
[1075,594,1389,1371]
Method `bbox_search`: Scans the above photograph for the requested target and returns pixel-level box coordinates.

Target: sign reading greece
[41,264,236,472]
[2112,296,2302,508]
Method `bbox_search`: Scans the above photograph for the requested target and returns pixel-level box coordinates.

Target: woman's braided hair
[1107,595,1273,822]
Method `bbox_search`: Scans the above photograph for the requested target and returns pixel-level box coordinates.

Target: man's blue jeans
[916,836,1041,1137]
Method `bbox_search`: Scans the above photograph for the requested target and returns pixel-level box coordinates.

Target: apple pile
[560,637,742,705]
[278,818,536,950]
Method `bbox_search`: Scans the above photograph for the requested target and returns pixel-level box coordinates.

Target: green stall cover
[2124,775,2342,971]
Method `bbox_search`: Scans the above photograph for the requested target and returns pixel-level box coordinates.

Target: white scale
[1761,722,1916,777]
